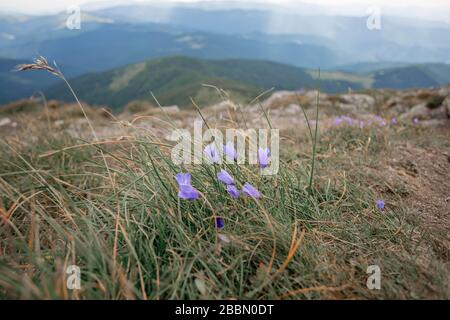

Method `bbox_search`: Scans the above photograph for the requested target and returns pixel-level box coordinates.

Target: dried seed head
[15,56,62,78]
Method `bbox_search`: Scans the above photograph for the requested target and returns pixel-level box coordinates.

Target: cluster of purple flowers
[204,142,270,169]
[175,142,267,234]
[176,169,262,201]
[333,115,392,128]
[217,169,261,199]
[332,115,420,129]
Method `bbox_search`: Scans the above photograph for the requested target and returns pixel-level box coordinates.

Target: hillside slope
[46,56,362,110]
[372,64,450,89]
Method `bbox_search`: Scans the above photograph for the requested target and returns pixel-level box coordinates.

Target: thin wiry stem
[61,76,98,140]
[308,68,321,194]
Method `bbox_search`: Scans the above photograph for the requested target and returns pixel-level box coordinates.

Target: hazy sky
[1,0,450,19]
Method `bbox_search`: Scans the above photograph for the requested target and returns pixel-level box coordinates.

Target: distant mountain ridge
[43,57,450,111]
[45,56,363,110]
[2,55,450,108]
[372,64,450,89]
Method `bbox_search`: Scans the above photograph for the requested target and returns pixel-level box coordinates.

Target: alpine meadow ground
[0,60,449,299]
[1,112,449,299]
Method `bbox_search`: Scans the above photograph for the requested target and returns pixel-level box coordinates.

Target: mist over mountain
[2,3,449,66]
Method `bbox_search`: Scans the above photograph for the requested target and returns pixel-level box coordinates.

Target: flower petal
[217,169,234,185]
[175,172,191,186]
[215,217,225,229]
[178,184,200,200]
[223,141,237,161]
[204,143,220,164]
[226,184,240,199]
[376,200,385,210]
[242,183,261,199]
[258,148,270,169]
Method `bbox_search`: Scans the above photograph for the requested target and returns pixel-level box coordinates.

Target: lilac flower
[359,120,365,129]
[216,170,240,198]
[226,184,240,199]
[223,141,238,162]
[175,172,200,200]
[242,183,261,199]
[413,117,419,124]
[258,148,270,169]
[204,143,220,164]
[391,117,398,125]
[217,169,234,185]
[376,200,385,211]
[175,172,191,186]
[344,117,354,126]
[215,217,225,229]
[333,117,343,126]
[178,184,200,200]
[373,115,382,122]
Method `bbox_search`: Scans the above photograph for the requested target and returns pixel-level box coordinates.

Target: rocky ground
[1,85,450,137]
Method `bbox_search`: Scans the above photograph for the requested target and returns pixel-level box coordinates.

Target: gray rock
[339,94,375,110]
[438,86,450,98]
[443,96,450,117]
[338,103,359,113]
[429,105,448,119]
[0,118,12,127]
[263,91,297,107]
[284,104,302,115]
[400,103,429,120]
[162,105,180,113]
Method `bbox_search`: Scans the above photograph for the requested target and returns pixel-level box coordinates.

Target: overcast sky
[1,0,450,22]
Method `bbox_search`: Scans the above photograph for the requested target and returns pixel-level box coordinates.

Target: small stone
[0,118,12,127]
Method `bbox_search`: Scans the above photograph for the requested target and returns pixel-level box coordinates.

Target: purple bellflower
[242,183,261,199]
[175,172,200,200]
[215,217,225,229]
[204,143,220,164]
[376,200,385,211]
[217,169,234,185]
[258,148,270,169]
[175,172,191,186]
[226,184,240,199]
[334,117,343,126]
[223,141,238,162]
[217,169,240,198]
